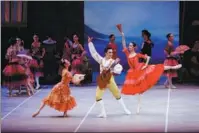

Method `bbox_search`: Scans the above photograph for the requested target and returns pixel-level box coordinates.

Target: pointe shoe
[97,112,107,118]
[35,85,40,90]
[124,109,131,115]
[63,112,68,117]
[164,83,169,88]
[32,112,40,117]
[27,90,31,96]
[136,105,141,114]
[171,85,176,89]
[31,91,35,95]
[164,85,169,88]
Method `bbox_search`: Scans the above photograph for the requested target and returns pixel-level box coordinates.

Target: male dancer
[88,37,131,118]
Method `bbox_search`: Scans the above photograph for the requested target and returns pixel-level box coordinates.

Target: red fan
[116,24,122,33]
[175,45,190,53]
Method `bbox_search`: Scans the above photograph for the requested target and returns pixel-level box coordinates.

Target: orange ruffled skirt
[121,64,164,95]
[43,82,76,112]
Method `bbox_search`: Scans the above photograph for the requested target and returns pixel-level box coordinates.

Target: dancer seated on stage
[87,36,131,118]
[119,31,182,114]
[32,59,85,117]
[17,50,35,96]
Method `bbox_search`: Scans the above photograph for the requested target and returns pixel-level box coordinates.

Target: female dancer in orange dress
[32,59,84,117]
[119,31,182,114]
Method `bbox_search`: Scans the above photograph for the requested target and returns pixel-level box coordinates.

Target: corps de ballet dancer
[87,36,131,118]
[117,24,182,114]
[164,33,183,89]
[32,59,85,117]
[2,37,27,97]
[30,34,45,90]
[17,50,35,96]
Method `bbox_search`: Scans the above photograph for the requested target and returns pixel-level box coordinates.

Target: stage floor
[1,84,199,132]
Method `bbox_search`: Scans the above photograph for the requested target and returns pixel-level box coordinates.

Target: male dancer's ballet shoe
[32,112,40,117]
[118,98,131,115]
[124,109,131,115]
[97,100,107,118]
[97,112,107,118]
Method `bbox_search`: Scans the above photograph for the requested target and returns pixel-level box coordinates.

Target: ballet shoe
[32,112,40,117]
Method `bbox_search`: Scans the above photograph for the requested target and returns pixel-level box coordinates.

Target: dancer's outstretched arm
[121,32,127,49]
[87,37,103,64]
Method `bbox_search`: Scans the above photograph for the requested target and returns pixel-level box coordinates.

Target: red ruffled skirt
[71,58,82,74]
[29,57,44,77]
[121,64,164,95]
[2,62,28,88]
[164,57,178,77]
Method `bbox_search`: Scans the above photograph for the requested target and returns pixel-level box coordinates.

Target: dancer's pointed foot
[171,85,176,89]
[63,112,68,117]
[35,85,40,90]
[97,112,107,118]
[136,105,141,115]
[27,91,31,96]
[164,83,169,88]
[32,111,40,117]
[124,109,131,115]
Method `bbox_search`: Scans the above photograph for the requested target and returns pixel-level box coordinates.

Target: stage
[1,84,199,132]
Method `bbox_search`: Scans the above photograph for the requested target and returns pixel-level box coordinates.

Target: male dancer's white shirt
[88,42,122,74]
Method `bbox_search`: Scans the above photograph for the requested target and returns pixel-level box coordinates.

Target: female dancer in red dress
[119,31,182,114]
[71,34,87,75]
[32,59,84,117]
[30,34,45,90]
[3,38,27,96]
[164,33,182,89]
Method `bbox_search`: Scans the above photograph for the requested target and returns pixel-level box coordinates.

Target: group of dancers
[32,24,182,118]
[2,36,43,96]
[2,34,89,97]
